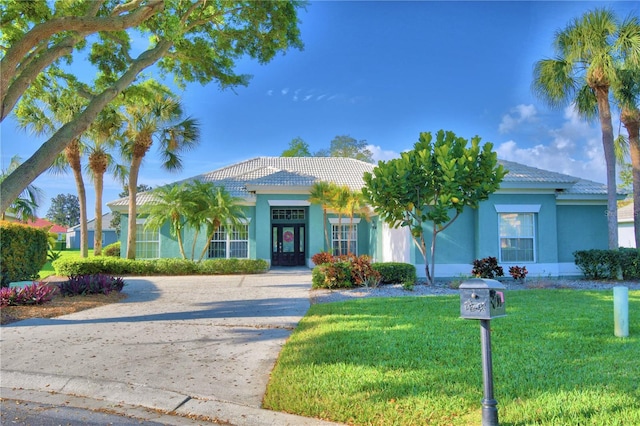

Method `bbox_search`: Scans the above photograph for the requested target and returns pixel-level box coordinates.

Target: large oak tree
[1,0,305,213]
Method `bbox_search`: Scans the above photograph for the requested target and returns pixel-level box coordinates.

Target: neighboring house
[24,218,67,243]
[618,203,635,248]
[66,212,118,250]
[107,156,615,278]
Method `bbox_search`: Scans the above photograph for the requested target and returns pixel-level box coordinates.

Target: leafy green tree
[319,135,373,163]
[110,184,152,237]
[281,137,311,157]
[46,193,80,228]
[363,130,506,284]
[0,156,43,221]
[532,8,640,249]
[120,82,200,259]
[1,1,304,213]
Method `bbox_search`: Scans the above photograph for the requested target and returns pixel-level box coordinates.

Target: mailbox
[460,278,506,320]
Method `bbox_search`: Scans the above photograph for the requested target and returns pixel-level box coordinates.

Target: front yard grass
[264,290,640,425]
[39,249,93,279]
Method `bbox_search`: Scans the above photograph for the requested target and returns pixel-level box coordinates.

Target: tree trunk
[93,172,104,256]
[323,208,330,251]
[65,140,88,258]
[126,157,143,259]
[594,86,619,250]
[622,107,640,247]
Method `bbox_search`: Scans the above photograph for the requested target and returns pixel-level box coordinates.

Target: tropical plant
[363,130,506,285]
[331,185,352,255]
[1,1,303,213]
[120,82,200,259]
[86,104,127,256]
[532,8,640,249]
[15,86,90,256]
[612,55,640,245]
[195,183,246,262]
[142,183,193,260]
[0,155,43,221]
[309,181,339,251]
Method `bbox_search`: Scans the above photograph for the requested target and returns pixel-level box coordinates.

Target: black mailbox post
[460,278,506,426]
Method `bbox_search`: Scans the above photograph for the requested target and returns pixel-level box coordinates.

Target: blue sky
[1,1,638,219]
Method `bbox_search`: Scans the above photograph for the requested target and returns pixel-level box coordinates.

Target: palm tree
[331,185,352,255]
[308,181,338,251]
[121,82,200,259]
[0,155,43,221]
[15,90,90,256]
[613,63,640,246]
[196,183,246,262]
[86,106,127,256]
[141,183,193,259]
[532,8,640,249]
[344,190,371,254]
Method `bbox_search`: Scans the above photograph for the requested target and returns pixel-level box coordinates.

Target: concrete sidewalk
[0,272,341,425]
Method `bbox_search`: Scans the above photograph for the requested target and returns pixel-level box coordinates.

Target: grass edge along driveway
[264,290,640,425]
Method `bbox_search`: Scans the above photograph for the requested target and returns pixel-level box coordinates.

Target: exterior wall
[619,223,635,248]
[557,204,608,259]
[67,230,118,249]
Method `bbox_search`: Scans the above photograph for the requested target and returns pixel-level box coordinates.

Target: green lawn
[39,249,93,278]
[264,290,640,425]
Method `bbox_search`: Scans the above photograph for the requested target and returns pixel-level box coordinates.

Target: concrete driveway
[0,271,340,425]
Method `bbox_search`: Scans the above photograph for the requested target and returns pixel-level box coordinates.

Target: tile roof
[23,218,67,233]
[107,156,609,208]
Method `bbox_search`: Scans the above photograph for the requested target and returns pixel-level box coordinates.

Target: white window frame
[497,212,536,263]
[329,218,360,256]
[208,220,250,259]
[135,219,160,259]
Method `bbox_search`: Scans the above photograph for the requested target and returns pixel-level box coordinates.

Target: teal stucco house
[107,156,611,278]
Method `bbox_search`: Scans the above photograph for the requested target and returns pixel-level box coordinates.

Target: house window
[271,208,305,220]
[499,212,535,262]
[208,224,249,259]
[331,224,357,256]
[136,223,159,259]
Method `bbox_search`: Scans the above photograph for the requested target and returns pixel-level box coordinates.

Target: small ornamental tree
[363,130,507,285]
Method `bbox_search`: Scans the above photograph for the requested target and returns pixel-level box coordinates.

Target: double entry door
[272,224,305,266]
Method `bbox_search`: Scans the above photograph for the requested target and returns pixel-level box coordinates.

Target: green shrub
[103,241,121,257]
[371,262,417,285]
[312,261,352,289]
[0,221,49,286]
[573,248,640,280]
[53,256,268,276]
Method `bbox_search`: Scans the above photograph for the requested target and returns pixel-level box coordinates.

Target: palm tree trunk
[126,156,143,259]
[198,222,220,262]
[93,173,104,256]
[65,140,88,258]
[622,107,640,247]
[323,208,330,251]
[594,86,619,250]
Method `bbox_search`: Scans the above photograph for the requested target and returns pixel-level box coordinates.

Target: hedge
[0,220,48,286]
[573,248,640,280]
[53,257,269,276]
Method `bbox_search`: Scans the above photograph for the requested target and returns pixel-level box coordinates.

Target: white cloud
[499,104,538,134]
[368,144,400,162]
[496,104,607,184]
[267,90,273,96]
[281,88,289,95]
